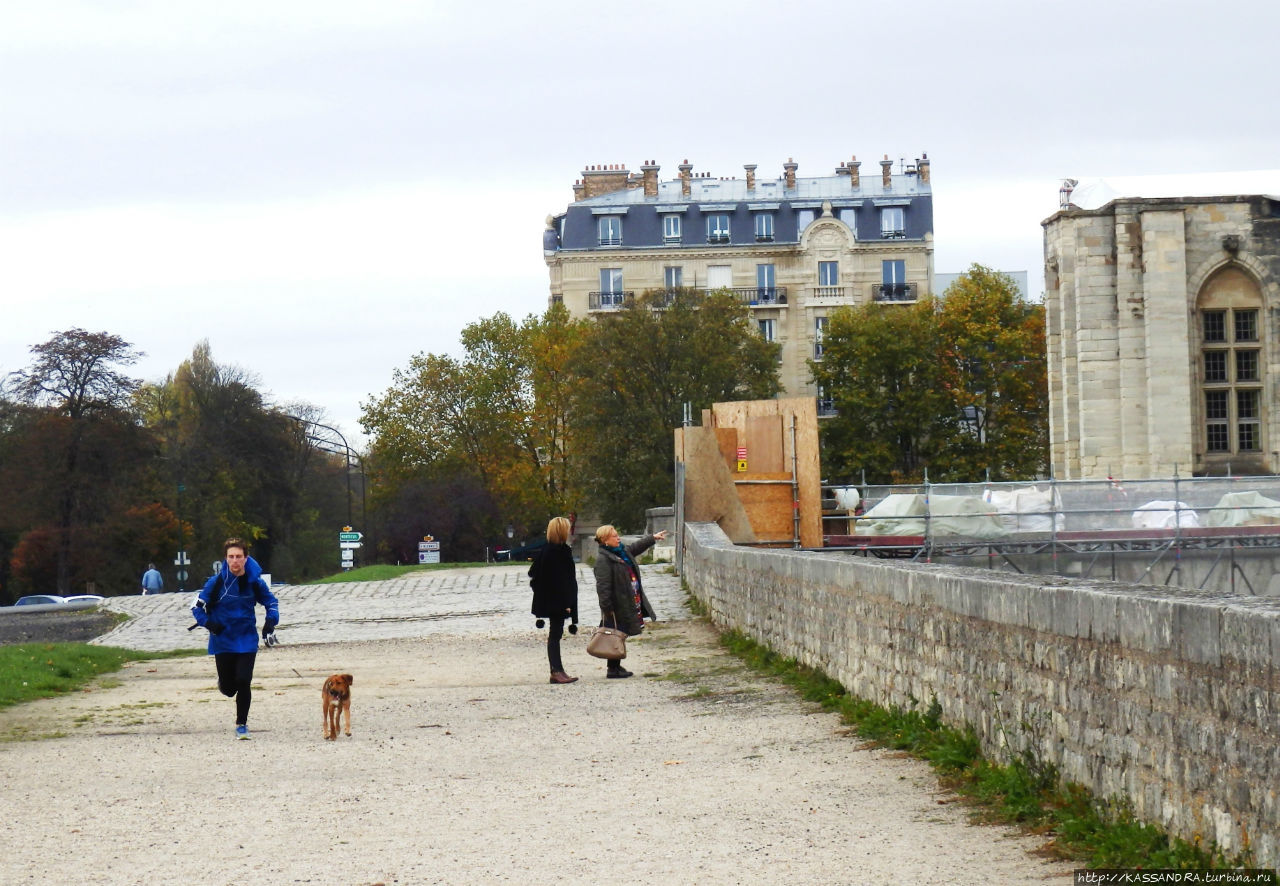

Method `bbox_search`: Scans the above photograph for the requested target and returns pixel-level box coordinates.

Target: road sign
[341,549,354,562]
[339,541,362,550]
[177,569,188,583]
[339,531,363,542]
[174,551,190,566]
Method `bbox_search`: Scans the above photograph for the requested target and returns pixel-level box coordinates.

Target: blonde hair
[546,516,571,545]
[594,524,617,545]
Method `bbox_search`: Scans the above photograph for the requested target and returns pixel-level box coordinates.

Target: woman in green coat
[592,524,668,679]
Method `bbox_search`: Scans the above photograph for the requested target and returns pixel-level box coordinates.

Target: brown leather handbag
[586,614,627,660]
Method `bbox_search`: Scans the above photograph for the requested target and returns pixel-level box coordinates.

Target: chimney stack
[679,159,693,197]
[572,179,585,201]
[850,155,860,189]
[641,161,660,198]
[744,163,757,191]
[783,157,798,189]
[918,153,930,185]
[880,155,893,188]
[579,163,632,199]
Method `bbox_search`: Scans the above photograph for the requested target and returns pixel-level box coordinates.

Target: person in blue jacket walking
[191,538,279,740]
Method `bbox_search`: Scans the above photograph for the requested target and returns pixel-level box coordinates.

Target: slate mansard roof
[545,168,934,253]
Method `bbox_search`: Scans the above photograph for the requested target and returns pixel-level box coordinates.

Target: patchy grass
[0,643,190,711]
[718,628,1254,872]
[311,563,491,584]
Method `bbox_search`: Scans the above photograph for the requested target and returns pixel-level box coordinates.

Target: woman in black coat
[528,516,579,684]
[593,523,668,679]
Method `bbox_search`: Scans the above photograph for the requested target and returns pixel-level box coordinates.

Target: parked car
[64,594,106,606]
[15,595,68,606]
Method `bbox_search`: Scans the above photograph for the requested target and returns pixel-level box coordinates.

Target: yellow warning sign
[736,459,748,472]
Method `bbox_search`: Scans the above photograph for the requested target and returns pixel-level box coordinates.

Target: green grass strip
[0,643,192,711]
[718,627,1261,872]
[310,562,493,584]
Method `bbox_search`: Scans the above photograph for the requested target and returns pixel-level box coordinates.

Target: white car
[64,594,106,606]
[15,595,68,606]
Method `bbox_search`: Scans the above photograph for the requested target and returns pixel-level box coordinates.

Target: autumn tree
[811,265,1049,485]
[933,265,1048,480]
[570,288,782,528]
[810,299,949,483]
[4,329,149,593]
[361,305,589,558]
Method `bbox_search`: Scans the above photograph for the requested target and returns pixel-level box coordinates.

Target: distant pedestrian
[141,563,164,595]
[593,525,667,679]
[528,516,579,684]
[190,538,279,740]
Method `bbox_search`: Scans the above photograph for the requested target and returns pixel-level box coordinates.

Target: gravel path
[0,566,1073,885]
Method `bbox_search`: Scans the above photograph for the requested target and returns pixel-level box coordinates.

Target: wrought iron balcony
[727,286,788,306]
[873,282,918,302]
[588,291,634,310]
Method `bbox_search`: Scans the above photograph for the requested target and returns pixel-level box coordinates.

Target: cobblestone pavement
[95,563,687,651]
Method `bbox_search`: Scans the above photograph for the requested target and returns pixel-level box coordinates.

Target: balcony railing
[588,291,634,310]
[873,282,918,302]
[811,286,845,300]
[728,286,788,306]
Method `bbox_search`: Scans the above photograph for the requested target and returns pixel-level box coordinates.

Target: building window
[813,316,828,360]
[706,214,731,244]
[881,259,907,299]
[758,318,776,342]
[754,213,774,242]
[598,216,622,247]
[816,386,835,416]
[818,262,838,286]
[881,207,905,238]
[664,266,683,290]
[756,264,776,302]
[663,215,681,245]
[1200,306,1263,455]
[797,209,815,236]
[598,268,624,307]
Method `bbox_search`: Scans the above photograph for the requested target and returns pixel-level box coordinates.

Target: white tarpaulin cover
[1204,491,1280,527]
[855,494,1007,538]
[982,486,1064,532]
[1131,500,1201,529]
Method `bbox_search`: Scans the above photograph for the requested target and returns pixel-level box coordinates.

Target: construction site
[675,398,1280,596]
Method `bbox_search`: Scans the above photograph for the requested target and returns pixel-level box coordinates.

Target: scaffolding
[819,473,1280,593]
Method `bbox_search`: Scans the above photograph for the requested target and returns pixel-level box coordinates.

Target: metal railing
[726,286,788,306]
[588,291,634,310]
[818,473,1280,590]
[872,282,918,302]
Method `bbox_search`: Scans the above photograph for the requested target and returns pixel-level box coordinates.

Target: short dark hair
[223,537,249,556]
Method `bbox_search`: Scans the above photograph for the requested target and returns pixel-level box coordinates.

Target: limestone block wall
[683,521,1280,866]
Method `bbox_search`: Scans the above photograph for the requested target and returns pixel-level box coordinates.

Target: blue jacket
[191,556,279,654]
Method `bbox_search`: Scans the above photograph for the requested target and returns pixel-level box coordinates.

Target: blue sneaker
[235,725,250,740]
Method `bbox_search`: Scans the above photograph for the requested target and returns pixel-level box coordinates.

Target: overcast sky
[3,0,1277,447]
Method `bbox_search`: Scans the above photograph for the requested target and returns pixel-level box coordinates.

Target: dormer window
[598,216,622,247]
[881,207,905,239]
[663,215,681,245]
[754,213,774,242]
[706,214,731,245]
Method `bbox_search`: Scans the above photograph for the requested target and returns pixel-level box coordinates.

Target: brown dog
[322,673,353,740]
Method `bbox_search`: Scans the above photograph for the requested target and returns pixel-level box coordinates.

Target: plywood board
[716,427,739,470]
[736,480,794,542]
[681,425,756,543]
[711,398,823,547]
[744,415,784,473]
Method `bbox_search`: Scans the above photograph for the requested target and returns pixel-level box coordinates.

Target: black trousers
[546,617,565,672]
[214,651,257,726]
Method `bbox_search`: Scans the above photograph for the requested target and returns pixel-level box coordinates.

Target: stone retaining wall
[683,522,1280,866]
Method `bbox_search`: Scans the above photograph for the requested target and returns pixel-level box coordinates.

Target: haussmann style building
[542,155,935,407]
[1043,184,1280,478]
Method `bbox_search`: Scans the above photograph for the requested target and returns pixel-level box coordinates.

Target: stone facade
[1043,195,1280,478]
[544,156,936,402]
[683,520,1280,867]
